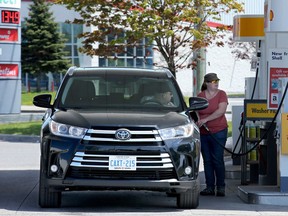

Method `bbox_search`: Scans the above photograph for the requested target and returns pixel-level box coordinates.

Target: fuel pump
[276,78,288,192]
[262,0,288,192]
[234,0,288,204]
[233,0,288,189]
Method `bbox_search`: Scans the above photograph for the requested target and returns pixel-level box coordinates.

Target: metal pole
[193,2,206,96]
[197,48,206,94]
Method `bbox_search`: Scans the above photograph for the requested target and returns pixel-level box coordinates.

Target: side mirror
[33,94,53,108]
[188,97,208,111]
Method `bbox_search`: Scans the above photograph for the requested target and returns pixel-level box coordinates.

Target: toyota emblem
[115,129,131,140]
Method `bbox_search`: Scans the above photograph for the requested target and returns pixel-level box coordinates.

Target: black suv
[33,67,208,209]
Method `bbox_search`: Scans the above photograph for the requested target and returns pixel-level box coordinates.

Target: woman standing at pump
[196,73,228,197]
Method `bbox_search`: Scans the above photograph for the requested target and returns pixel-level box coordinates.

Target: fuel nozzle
[202,123,210,132]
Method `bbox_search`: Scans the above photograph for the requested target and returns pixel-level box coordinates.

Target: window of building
[99,34,154,68]
[59,23,83,66]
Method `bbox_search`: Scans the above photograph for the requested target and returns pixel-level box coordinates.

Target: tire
[176,179,200,209]
[38,157,61,208]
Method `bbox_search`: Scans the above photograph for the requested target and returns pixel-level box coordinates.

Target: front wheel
[176,179,200,209]
[38,157,61,208]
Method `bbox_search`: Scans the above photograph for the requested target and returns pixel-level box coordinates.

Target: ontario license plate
[109,155,136,171]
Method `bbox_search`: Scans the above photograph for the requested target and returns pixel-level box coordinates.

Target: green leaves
[56,0,243,77]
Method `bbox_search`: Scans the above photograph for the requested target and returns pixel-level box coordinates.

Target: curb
[0,134,40,143]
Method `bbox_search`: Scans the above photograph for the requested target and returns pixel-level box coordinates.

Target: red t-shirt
[197,90,228,134]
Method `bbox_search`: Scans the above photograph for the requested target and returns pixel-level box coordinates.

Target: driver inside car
[141,83,175,106]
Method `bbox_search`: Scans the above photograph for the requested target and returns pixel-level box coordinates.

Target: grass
[227,93,245,98]
[0,92,232,136]
[0,92,46,135]
[22,91,56,105]
[0,121,42,135]
[228,121,232,137]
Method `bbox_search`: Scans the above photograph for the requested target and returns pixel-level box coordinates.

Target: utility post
[195,48,206,95]
[193,2,206,96]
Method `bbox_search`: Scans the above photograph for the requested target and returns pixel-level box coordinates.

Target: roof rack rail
[67,66,77,76]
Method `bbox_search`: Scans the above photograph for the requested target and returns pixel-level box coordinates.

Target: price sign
[1,10,20,24]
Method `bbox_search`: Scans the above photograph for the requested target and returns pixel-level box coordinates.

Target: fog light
[184,166,192,175]
[50,165,58,173]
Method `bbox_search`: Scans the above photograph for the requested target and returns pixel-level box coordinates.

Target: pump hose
[202,81,288,157]
[230,40,261,156]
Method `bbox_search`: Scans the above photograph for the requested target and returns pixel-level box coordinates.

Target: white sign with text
[268,49,288,109]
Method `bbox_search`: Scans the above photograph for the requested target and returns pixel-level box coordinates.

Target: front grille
[71,152,173,169]
[68,127,177,180]
[68,152,177,180]
[68,168,176,180]
[83,128,162,143]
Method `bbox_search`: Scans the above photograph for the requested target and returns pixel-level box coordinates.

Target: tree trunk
[170,67,176,78]
[168,60,176,78]
[36,74,42,92]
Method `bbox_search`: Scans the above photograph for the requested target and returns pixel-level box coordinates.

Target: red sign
[1,10,20,24]
[0,28,18,42]
[269,67,288,109]
[0,64,19,77]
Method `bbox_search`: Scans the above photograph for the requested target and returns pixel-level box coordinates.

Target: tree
[55,0,243,78]
[227,37,256,61]
[22,0,71,92]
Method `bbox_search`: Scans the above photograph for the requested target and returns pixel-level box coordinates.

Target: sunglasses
[164,91,173,96]
[209,80,219,84]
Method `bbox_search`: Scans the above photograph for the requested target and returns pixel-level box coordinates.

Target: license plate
[109,155,136,171]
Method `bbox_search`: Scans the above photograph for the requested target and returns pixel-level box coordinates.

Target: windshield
[58,74,182,111]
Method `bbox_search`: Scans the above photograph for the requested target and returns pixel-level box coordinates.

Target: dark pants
[200,128,227,189]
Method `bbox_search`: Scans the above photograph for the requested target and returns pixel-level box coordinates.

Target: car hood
[51,109,190,129]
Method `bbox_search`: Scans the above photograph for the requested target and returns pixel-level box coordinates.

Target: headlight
[49,120,87,138]
[158,123,194,140]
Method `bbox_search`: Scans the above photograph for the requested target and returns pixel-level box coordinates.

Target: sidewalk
[0,106,44,124]
[21,105,46,113]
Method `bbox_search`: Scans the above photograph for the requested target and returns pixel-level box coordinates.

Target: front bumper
[42,130,201,193]
[46,177,199,193]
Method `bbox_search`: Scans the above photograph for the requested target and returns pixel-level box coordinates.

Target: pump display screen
[1,10,20,24]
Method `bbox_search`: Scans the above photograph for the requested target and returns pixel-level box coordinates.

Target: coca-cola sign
[0,64,18,77]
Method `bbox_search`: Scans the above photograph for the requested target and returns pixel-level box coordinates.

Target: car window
[59,74,181,110]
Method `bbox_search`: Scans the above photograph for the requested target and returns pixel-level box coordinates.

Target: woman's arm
[197,101,227,126]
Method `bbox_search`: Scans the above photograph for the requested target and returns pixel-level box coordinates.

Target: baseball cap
[204,73,220,82]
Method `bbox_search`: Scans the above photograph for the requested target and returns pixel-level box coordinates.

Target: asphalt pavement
[2,141,288,216]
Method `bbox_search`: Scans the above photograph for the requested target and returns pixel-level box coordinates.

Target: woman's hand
[197,118,208,128]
